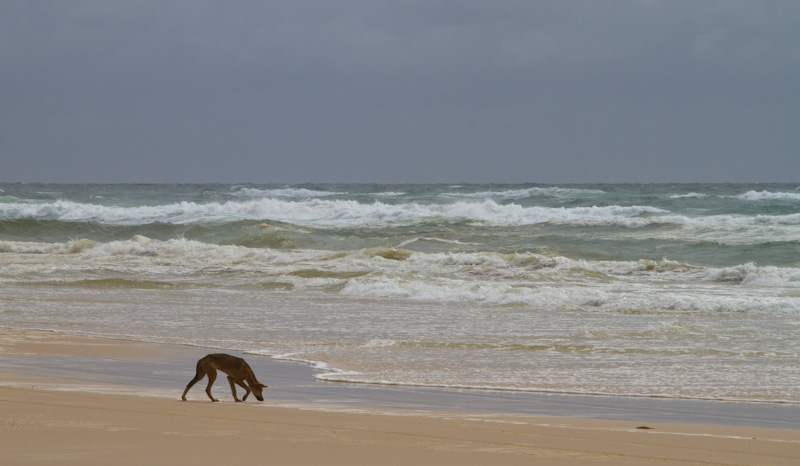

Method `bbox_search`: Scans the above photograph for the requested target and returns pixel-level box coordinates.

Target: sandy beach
[1,328,799,465]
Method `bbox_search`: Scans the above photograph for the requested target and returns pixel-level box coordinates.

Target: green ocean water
[1,183,799,401]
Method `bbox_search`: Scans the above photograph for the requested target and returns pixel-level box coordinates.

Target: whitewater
[1,183,799,402]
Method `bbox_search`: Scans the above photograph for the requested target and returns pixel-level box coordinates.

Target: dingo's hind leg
[205,367,219,402]
[182,360,207,401]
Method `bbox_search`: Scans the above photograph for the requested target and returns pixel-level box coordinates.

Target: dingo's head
[252,383,267,401]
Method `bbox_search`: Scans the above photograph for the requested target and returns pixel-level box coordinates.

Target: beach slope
[3,387,800,466]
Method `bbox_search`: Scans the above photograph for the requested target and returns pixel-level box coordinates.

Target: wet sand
[2,327,799,465]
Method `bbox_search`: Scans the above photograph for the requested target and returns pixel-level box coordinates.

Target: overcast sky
[2,1,799,184]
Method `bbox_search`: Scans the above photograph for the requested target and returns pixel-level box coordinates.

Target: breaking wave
[3,236,799,315]
[441,186,606,199]
[736,190,800,201]
[231,187,343,198]
[0,197,666,227]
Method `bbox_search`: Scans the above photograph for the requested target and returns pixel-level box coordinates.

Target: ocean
[1,183,799,403]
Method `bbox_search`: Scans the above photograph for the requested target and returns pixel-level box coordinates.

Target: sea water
[1,183,799,402]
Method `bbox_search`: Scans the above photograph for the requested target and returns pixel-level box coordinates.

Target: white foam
[0,238,101,254]
[645,212,800,242]
[9,194,799,236]
[670,192,707,199]
[363,339,397,348]
[370,191,406,197]
[0,198,666,227]
[703,263,800,287]
[442,186,606,199]
[3,234,799,317]
[394,237,479,248]
[737,190,800,201]
[231,187,342,198]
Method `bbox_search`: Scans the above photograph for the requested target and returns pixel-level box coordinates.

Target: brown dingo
[182,353,268,402]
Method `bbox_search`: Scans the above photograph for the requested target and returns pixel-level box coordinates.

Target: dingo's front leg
[234,378,251,401]
[227,376,243,402]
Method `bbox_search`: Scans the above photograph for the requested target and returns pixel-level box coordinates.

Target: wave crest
[703,263,800,286]
[1,197,665,227]
[737,190,800,201]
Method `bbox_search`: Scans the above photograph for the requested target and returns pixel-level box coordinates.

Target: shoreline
[2,327,799,430]
[5,325,799,407]
[2,328,799,465]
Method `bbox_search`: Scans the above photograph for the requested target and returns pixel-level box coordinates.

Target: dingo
[182,353,267,402]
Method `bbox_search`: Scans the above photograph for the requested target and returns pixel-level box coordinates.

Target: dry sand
[1,328,799,465]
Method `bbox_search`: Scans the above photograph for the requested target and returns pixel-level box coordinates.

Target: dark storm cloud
[2,1,799,183]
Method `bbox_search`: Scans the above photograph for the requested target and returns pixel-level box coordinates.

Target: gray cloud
[2,1,799,183]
